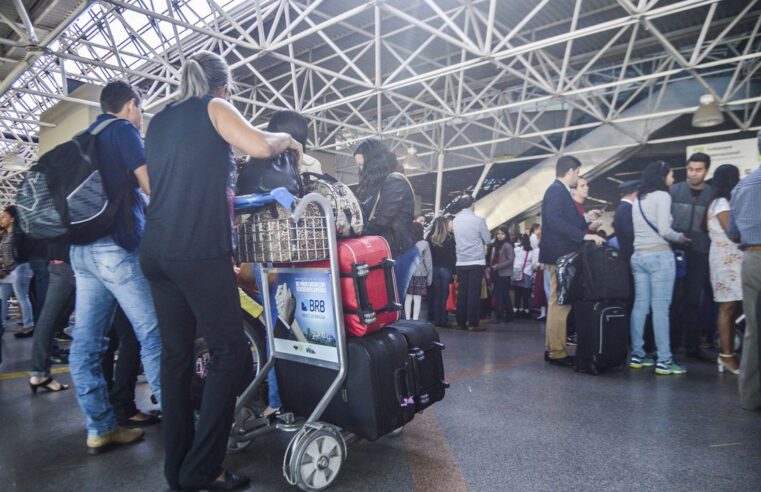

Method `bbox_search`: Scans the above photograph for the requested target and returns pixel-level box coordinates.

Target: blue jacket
[538,179,587,264]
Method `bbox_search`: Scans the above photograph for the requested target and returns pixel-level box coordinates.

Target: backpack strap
[637,198,660,236]
[75,117,124,137]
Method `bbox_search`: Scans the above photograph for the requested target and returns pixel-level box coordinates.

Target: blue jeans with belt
[69,238,162,437]
[630,250,676,363]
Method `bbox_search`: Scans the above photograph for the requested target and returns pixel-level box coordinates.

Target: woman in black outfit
[427,216,456,327]
[354,138,418,298]
[141,51,302,491]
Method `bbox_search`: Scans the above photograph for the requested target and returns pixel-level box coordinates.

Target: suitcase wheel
[286,424,346,491]
[387,426,404,438]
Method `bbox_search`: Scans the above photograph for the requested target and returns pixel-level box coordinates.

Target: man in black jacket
[613,180,638,263]
[670,152,713,361]
[539,156,604,366]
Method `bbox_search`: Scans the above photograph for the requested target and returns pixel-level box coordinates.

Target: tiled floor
[1,319,759,491]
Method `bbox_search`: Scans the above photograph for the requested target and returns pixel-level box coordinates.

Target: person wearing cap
[728,131,761,411]
[613,180,639,263]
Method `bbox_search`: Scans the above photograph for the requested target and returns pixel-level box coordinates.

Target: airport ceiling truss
[0,0,760,209]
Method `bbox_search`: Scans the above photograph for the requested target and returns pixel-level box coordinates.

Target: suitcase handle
[381,258,402,312]
[394,366,415,408]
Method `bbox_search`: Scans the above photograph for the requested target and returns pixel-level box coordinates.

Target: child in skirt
[405,222,433,320]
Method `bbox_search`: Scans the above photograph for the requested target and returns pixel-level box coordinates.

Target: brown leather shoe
[86,426,145,455]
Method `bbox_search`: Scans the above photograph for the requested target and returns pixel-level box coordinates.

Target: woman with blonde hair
[427,215,457,327]
[141,51,302,491]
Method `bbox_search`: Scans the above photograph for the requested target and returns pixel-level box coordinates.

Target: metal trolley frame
[229,193,356,491]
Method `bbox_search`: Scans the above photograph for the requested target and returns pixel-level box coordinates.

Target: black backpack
[15,118,125,244]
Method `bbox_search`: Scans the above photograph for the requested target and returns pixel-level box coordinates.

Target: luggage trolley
[230,191,356,491]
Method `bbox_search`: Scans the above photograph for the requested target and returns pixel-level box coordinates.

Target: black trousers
[492,275,513,321]
[30,263,75,377]
[514,285,532,311]
[102,307,141,422]
[141,254,247,490]
[456,265,485,328]
[670,250,710,353]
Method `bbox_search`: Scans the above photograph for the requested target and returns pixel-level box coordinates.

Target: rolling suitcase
[276,327,415,441]
[388,320,448,413]
[574,301,629,374]
[306,236,401,336]
[579,242,630,301]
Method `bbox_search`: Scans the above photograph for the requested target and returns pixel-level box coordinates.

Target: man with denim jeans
[68,81,161,454]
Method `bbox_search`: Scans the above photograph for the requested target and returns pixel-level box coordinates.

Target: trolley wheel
[227,405,257,453]
[290,427,345,491]
[387,426,404,438]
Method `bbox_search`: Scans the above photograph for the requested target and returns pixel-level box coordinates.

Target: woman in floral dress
[707,164,742,375]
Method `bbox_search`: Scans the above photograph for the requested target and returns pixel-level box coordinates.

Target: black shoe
[120,411,162,428]
[566,334,577,346]
[685,350,713,363]
[14,329,34,339]
[545,352,575,367]
[207,471,250,490]
[54,331,73,342]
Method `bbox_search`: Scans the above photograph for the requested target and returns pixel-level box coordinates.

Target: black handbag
[236,150,303,196]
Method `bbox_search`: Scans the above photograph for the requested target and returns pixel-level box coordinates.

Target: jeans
[456,265,485,327]
[492,275,513,321]
[739,251,761,410]
[29,257,50,323]
[670,250,709,353]
[630,250,676,363]
[30,263,76,377]
[69,239,162,438]
[543,266,551,306]
[1,263,34,327]
[102,307,142,422]
[394,246,420,309]
[140,254,248,489]
[430,267,452,326]
[251,262,282,409]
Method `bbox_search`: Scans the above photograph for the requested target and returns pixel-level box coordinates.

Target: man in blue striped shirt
[728,131,761,411]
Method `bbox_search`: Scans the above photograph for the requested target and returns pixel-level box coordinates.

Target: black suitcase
[579,243,631,301]
[574,301,629,374]
[388,320,448,413]
[276,327,415,441]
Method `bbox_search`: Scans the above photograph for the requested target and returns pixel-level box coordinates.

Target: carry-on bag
[276,327,415,441]
[388,320,448,413]
[574,301,629,374]
[556,249,581,305]
[579,242,631,301]
[305,236,401,336]
[302,172,364,237]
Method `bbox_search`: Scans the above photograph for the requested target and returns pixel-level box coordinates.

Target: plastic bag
[556,249,581,305]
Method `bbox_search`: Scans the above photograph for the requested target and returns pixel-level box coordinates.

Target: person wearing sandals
[141,51,302,491]
[28,239,73,394]
[707,165,743,375]
[0,207,35,339]
[630,161,691,375]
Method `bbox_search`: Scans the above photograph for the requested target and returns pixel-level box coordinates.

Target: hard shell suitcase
[574,301,629,374]
[387,320,448,413]
[580,242,631,301]
[305,236,401,336]
[276,327,415,441]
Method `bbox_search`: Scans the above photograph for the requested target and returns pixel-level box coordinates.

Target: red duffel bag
[307,236,401,336]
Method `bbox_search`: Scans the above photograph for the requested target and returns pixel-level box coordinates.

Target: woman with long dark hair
[490,226,515,323]
[630,161,690,375]
[141,51,302,490]
[427,216,456,327]
[354,138,418,298]
[707,164,742,374]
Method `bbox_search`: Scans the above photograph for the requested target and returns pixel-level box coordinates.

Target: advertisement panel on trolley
[261,267,339,368]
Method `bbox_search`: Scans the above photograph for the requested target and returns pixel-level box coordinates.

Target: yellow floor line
[0,367,70,381]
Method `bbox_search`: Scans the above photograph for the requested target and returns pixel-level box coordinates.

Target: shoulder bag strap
[637,199,661,237]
